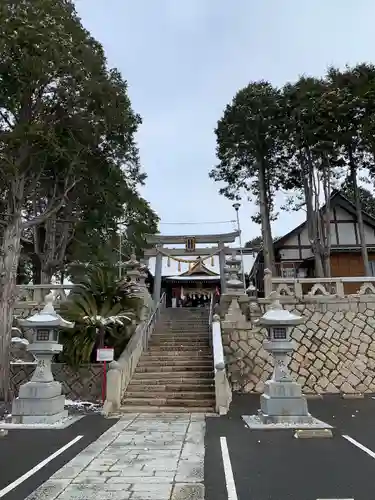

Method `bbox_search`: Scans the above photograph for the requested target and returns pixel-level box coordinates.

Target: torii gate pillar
[153,245,163,304]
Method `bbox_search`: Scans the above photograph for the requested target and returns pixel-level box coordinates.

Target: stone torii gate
[144,231,242,303]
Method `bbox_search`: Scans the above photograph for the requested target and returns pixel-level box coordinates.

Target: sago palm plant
[59,266,141,366]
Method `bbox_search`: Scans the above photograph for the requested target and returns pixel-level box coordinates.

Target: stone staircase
[121,307,215,413]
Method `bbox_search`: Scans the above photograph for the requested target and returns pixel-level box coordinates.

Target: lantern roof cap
[258,292,303,326]
[18,292,74,329]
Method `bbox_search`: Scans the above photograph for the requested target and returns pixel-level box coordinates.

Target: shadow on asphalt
[205,393,374,500]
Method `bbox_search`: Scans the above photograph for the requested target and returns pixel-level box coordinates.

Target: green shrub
[58,266,142,366]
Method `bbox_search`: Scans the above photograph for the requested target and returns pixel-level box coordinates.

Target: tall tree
[342,182,375,218]
[0,0,144,400]
[210,81,288,272]
[281,77,341,277]
[325,64,375,276]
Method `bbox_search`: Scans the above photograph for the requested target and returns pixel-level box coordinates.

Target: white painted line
[220,436,238,500]
[343,434,375,460]
[0,434,83,498]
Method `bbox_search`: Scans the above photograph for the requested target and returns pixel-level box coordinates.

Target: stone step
[127,382,214,391]
[141,354,213,361]
[148,346,210,351]
[132,370,214,379]
[137,358,213,371]
[119,405,213,413]
[155,329,209,334]
[135,365,213,373]
[151,332,210,340]
[150,339,210,345]
[160,320,208,324]
[147,345,211,352]
[158,320,208,324]
[122,397,215,407]
[125,391,214,400]
[153,330,209,335]
[137,362,213,371]
[158,325,208,328]
[149,341,210,347]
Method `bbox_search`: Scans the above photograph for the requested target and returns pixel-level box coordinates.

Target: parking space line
[343,435,375,460]
[0,434,83,498]
[220,436,238,500]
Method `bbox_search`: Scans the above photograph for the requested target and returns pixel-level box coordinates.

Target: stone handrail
[103,292,166,415]
[264,269,375,300]
[211,314,232,415]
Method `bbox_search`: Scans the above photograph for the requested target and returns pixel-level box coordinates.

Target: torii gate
[144,231,244,303]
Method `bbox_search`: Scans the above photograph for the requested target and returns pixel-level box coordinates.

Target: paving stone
[57,487,131,500]
[175,461,204,482]
[52,466,84,480]
[26,480,71,500]
[171,483,205,500]
[72,477,107,484]
[25,413,205,499]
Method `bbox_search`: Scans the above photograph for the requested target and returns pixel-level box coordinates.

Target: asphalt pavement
[1,394,375,500]
[205,394,375,500]
[0,415,118,500]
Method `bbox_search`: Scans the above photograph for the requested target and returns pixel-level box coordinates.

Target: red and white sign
[96,348,114,362]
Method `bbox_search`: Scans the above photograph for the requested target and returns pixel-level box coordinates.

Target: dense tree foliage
[211,63,375,278]
[0,0,157,400]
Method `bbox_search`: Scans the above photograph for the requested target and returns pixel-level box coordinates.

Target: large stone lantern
[12,292,74,424]
[257,293,312,424]
[224,251,243,293]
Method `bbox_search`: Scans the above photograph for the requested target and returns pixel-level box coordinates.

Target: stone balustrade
[211,314,232,415]
[265,268,375,300]
[15,284,74,304]
[103,293,163,415]
[13,284,75,320]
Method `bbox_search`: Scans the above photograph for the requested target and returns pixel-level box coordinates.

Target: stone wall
[10,363,103,402]
[223,296,375,395]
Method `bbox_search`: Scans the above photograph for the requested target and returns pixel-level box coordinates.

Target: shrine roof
[179,257,219,277]
[165,275,220,282]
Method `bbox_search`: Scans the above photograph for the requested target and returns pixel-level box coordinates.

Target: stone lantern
[246,284,257,297]
[12,292,74,424]
[224,251,243,293]
[257,293,312,424]
[126,252,141,284]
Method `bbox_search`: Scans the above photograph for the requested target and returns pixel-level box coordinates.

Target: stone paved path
[26,413,205,500]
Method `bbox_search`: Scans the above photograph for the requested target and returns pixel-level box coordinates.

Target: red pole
[102,361,107,403]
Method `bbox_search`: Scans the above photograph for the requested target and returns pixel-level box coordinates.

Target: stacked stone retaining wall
[223,297,375,395]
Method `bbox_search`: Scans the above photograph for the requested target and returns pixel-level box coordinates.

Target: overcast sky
[74,0,375,252]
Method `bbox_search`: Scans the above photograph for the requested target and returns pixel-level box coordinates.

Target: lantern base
[11,394,67,425]
[259,379,311,423]
[11,410,68,425]
[19,380,62,399]
[259,411,313,425]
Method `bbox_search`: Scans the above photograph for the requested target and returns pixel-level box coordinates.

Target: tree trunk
[41,268,53,285]
[321,157,332,278]
[258,160,275,273]
[0,216,23,401]
[303,147,324,277]
[349,155,370,275]
[31,258,41,284]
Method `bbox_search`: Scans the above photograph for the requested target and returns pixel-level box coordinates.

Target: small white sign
[96,348,114,362]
